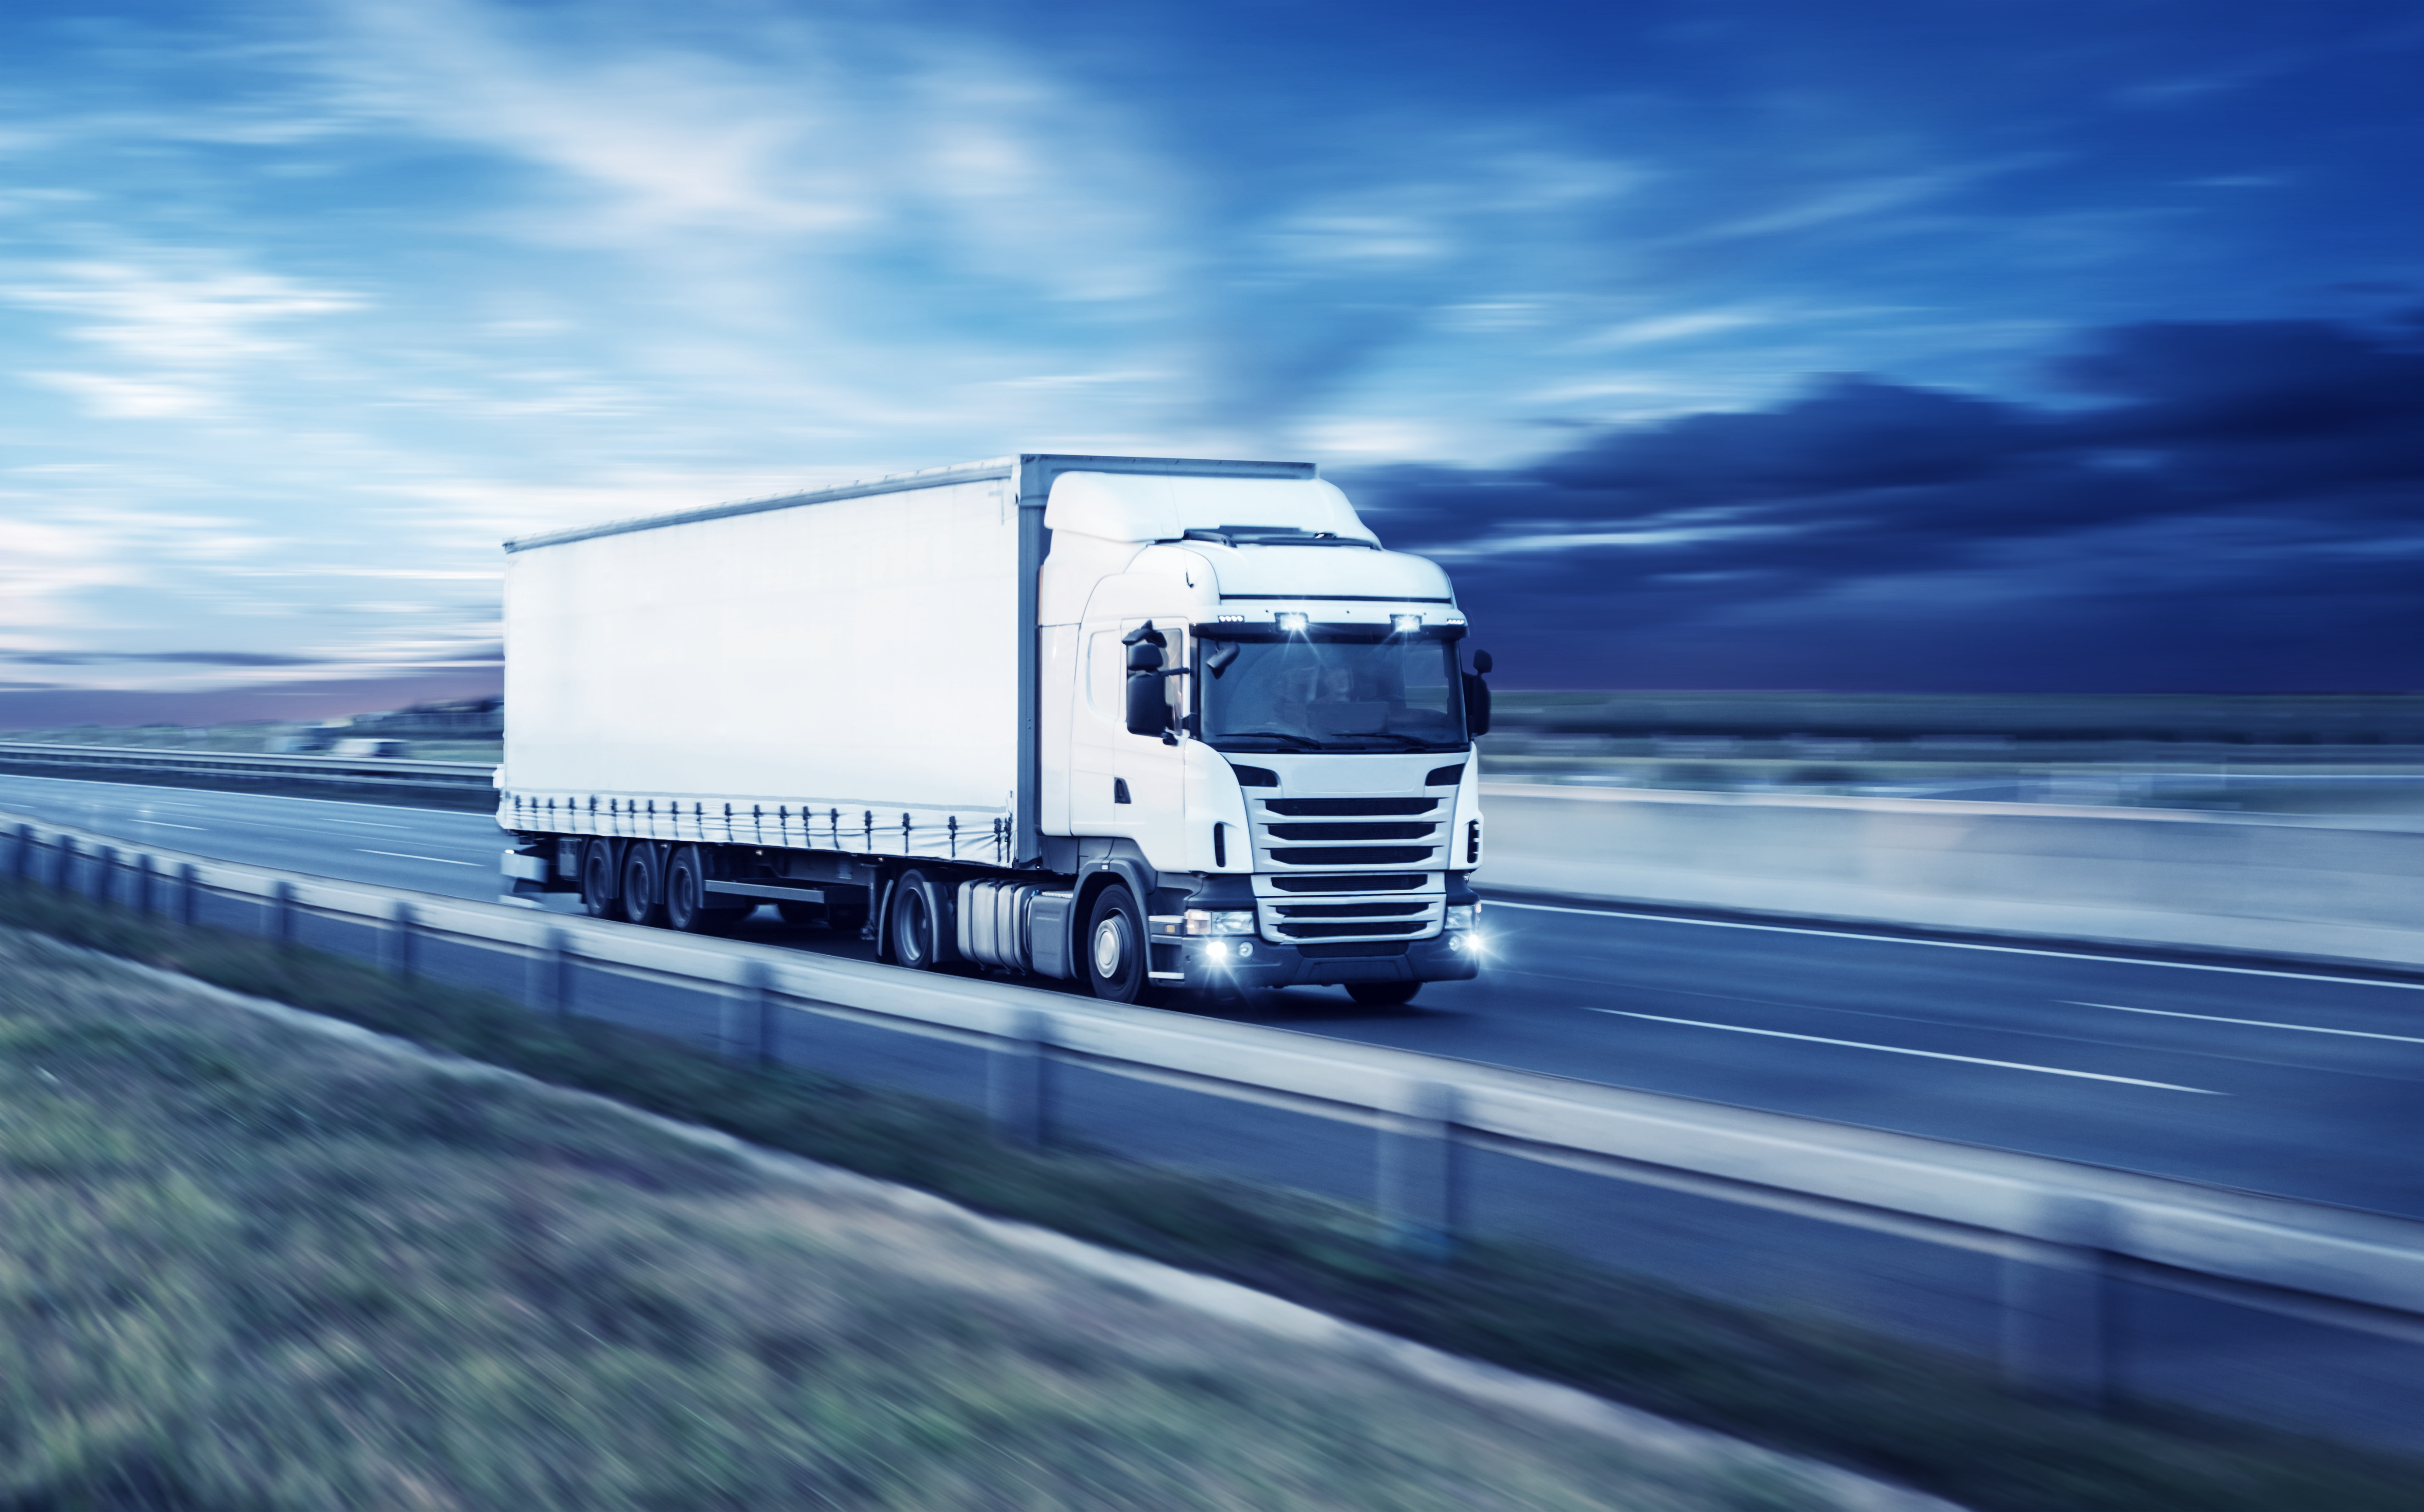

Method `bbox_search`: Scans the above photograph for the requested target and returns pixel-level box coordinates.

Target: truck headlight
[1444,904,1479,930]
[1186,909,1256,935]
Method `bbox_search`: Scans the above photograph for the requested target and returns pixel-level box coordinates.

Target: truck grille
[1260,895,1441,943]
[1268,873,1425,892]
[1251,795,1444,872]
[1274,902,1424,918]
[1266,821,1438,841]
[1269,845,1435,865]
[1250,789,1451,941]
[1273,920,1421,939]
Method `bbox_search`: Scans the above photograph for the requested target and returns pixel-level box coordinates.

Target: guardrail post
[93,844,117,906]
[720,960,773,1067]
[987,1008,1050,1147]
[132,852,153,915]
[50,834,75,893]
[8,823,29,883]
[1377,1079,1461,1260]
[2000,1193,2111,1409]
[269,879,296,945]
[178,863,199,926]
[525,926,570,1015]
[382,900,418,978]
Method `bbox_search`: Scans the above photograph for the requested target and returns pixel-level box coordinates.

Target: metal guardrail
[0,741,496,793]
[8,805,2424,1415]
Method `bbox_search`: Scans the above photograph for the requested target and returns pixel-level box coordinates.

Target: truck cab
[1038,471,1486,1006]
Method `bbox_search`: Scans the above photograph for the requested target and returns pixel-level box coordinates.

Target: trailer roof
[503,454,1316,553]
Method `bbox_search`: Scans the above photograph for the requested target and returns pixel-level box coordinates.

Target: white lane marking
[135,820,204,829]
[325,819,411,829]
[2067,1000,2424,1045]
[1490,898,2424,991]
[358,849,479,866]
[1585,1008,2224,1094]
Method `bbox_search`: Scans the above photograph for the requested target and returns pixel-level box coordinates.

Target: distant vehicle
[494,454,1492,1006]
[328,737,408,758]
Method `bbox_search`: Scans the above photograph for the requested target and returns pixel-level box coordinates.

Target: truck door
[1069,615,1189,871]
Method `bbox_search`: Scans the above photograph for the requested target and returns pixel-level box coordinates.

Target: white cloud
[1578,309,1769,349]
[5,255,365,420]
[316,0,1179,304]
[5,259,362,366]
[28,371,215,419]
[0,518,140,649]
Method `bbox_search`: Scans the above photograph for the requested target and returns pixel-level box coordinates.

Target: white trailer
[497,453,1492,1005]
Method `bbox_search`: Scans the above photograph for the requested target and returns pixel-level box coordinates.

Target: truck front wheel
[1084,884,1156,1004]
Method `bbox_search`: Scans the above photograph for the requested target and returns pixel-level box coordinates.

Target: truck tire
[1084,884,1156,1004]
[1346,981,1420,1008]
[579,839,617,919]
[888,869,945,970]
[664,845,743,935]
[620,844,666,927]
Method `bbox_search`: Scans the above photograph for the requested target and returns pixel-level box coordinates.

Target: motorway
[6,770,2422,1223]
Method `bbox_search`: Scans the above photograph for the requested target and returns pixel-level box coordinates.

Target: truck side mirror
[1464,649,1493,738]
[1125,672,1170,737]
[1126,640,1164,673]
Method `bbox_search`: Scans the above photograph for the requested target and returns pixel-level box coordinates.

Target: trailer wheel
[578,840,617,918]
[1346,981,1420,1009]
[619,844,666,927]
[664,845,743,935]
[888,869,945,970]
[1084,884,1155,1004]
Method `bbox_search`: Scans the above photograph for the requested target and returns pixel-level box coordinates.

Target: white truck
[495,453,1492,1005]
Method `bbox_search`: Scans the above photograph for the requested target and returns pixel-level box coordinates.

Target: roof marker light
[1276,612,1309,633]
[1391,614,1421,633]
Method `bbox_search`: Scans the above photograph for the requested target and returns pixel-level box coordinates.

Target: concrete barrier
[1479,783,2424,971]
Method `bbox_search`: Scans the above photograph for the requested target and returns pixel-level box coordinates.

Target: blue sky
[4,0,2420,720]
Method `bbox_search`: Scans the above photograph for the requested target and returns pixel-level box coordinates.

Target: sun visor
[1044,472,1378,545]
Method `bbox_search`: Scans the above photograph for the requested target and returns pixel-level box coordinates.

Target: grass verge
[3,923,1806,1512]
[7,877,2422,1510]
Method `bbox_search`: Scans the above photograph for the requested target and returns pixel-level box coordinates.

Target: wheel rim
[898,889,928,965]
[1092,915,1128,979]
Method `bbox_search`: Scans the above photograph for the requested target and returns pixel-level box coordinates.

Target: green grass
[8,877,2424,1510]
[6,925,1806,1512]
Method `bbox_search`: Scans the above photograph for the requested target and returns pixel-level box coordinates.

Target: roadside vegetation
[7,877,2424,1511]
[0,926,1785,1512]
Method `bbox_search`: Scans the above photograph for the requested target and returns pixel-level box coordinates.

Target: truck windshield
[1198,634,1468,753]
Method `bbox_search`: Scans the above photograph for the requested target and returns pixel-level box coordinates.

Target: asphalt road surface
[6,770,2420,1223]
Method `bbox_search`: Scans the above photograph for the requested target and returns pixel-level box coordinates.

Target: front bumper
[1153,929,1483,989]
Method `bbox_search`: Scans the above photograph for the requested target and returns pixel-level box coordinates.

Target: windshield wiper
[1215,730,1327,750]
